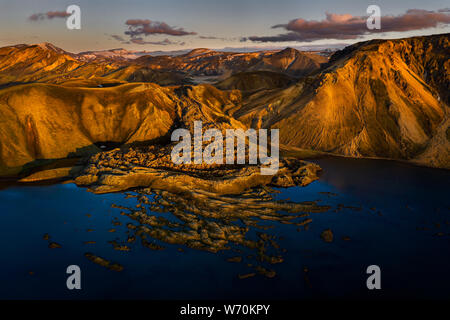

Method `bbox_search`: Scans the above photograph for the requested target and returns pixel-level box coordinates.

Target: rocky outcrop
[74,145,321,194]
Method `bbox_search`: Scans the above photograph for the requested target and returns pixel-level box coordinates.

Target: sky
[0,0,449,53]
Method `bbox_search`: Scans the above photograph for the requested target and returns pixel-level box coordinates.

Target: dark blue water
[0,157,448,300]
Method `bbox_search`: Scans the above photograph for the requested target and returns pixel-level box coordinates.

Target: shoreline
[1,151,449,191]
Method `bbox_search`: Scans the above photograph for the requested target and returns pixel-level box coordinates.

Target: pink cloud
[29,11,70,21]
[247,9,450,42]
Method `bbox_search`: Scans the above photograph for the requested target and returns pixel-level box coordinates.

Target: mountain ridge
[0,43,326,87]
[237,33,449,167]
[0,33,448,175]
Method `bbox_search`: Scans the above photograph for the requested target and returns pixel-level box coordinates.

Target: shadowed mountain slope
[216,71,295,92]
[246,48,326,76]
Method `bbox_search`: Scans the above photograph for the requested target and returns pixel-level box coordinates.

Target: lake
[0,157,449,299]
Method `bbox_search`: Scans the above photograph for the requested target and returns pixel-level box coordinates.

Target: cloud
[199,35,224,40]
[124,19,196,37]
[129,38,180,45]
[29,11,70,21]
[115,19,195,46]
[110,34,126,42]
[247,9,450,43]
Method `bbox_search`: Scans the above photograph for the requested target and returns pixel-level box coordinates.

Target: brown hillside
[236,34,449,167]
[0,83,242,175]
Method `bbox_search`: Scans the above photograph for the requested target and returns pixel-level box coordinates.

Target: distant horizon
[2,41,346,54]
[3,31,449,55]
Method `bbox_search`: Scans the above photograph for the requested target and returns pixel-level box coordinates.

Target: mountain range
[0,33,448,176]
[0,43,327,87]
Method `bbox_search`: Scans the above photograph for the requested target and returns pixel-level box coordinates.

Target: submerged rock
[108,240,131,252]
[48,242,62,249]
[84,253,124,272]
[320,229,334,243]
[238,273,256,280]
[227,256,243,263]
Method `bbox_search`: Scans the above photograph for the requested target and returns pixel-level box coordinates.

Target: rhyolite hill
[0,33,448,176]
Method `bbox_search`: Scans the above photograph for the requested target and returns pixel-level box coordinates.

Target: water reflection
[107,186,330,278]
[1,157,449,299]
